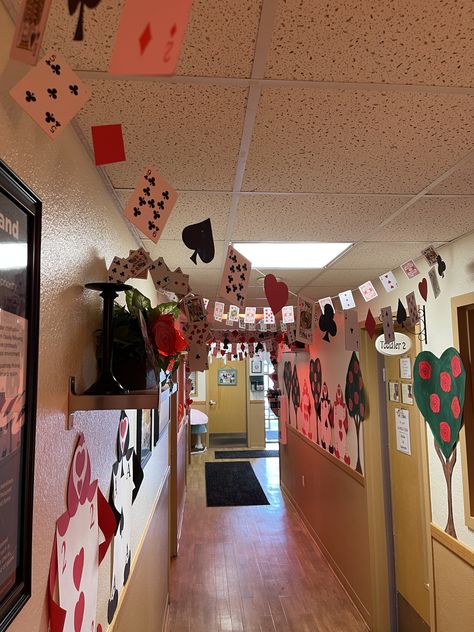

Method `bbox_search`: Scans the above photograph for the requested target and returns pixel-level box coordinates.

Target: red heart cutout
[264,274,288,316]
[75,449,85,478]
[73,547,84,591]
[74,592,85,632]
[418,278,428,302]
[120,418,127,439]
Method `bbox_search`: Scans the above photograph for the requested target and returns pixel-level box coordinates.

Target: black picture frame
[0,160,41,631]
[136,409,153,467]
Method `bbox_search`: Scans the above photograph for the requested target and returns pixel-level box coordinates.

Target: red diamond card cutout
[139,23,152,55]
[91,124,126,166]
[365,308,376,339]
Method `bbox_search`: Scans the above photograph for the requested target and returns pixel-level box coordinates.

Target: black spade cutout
[255,342,264,353]
[437,254,447,278]
[182,218,215,265]
[68,0,102,41]
[319,304,337,342]
[223,337,230,351]
[396,299,407,325]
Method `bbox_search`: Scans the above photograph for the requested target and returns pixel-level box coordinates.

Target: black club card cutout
[182,218,215,265]
[396,299,407,325]
[107,588,119,624]
[68,0,102,41]
[319,304,337,342]
[437,254,447,278]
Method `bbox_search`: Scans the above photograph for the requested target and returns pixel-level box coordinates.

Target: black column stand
[84,282,133,395]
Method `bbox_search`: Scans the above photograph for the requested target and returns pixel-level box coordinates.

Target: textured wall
[0,4,169,630]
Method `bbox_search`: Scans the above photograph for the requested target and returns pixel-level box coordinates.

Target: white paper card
[400,357,412,379]
[244,307,257,324]
[395,408,411,455]
[339,290,356,310]
[282,305,295,324]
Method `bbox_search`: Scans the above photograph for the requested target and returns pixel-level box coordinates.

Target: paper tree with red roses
[414,348,466,539]
[345,352,366,475]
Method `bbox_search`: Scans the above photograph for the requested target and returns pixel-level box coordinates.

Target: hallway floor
[167,450,368,631]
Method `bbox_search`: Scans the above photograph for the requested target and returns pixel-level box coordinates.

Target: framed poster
[136,410,153,467]
[388,381,400,402]
[250,358,262,374]
[402,382,414,405]
[218,368,237,386]
[0,160,41,629]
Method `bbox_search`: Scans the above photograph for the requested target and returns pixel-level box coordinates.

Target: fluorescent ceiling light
[0,243,27,270]
[232,242,352,269]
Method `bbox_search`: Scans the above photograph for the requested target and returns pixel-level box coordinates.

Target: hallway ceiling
[22,0,474,303]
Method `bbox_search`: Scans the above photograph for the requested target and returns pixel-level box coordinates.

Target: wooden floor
[167,449,368,632]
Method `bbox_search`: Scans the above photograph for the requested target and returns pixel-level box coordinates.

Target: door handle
[208,400,216,407]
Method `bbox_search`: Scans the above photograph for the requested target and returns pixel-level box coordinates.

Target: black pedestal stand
[84,282,133,395]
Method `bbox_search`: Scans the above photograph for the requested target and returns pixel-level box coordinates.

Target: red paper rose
[451,355,462,378]
[440,371,451,392]
[430,393,440,414]
[418,360,432,380]
[439,421,451,443]
[451,396,461,420]
[150,314,187,357]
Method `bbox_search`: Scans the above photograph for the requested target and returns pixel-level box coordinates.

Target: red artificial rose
[430,393,440,414]
[440,371,451,392]
[150,314,187,357]
[418,360,432,380]
[451,355,462,378]
[439,421,451,444]
[451,396,461,419]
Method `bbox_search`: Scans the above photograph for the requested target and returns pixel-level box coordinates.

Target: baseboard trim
[281,481,371,628]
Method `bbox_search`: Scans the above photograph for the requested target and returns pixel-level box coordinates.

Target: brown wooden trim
[431,522,474,568]
[281,481,370,629]
[287,424,365,486]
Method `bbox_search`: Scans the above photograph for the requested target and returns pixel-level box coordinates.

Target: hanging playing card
[109,0,193,76]
[281,305,295,324]
[286,328,297,345]
[213,301,224,322]
[406,291,419,326]
[182,218,215,265]
[126,247,152,277]
[228,305,240,322]
[244,307,257,324]
[219,245,252,307]
[379,270,398,293]
[421,245,438,266]
[239,316,246,330]
[344,309,360,352]
[164,268,190,297]
[380,306,395,344]
[107,257,132,284]
[263,307,275,325]
[428,266,441,298]
[91,124,126,166]
[401,259,420,279]
[338,290,355,310]
[358,280,378,302]
[149,257,170,291]
[318,297,334,313]
[295,295,314,345]
[10,50,91,140]
[123,168,177,243]
[183,295,206,323]
[10,0,54,65]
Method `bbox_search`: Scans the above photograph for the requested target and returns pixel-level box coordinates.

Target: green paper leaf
[413,347,466,459]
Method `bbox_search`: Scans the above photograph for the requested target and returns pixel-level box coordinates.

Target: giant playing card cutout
[48,434,116,632]
[414,348,466,539]
[108,411,144,623]
[219,245,252,307]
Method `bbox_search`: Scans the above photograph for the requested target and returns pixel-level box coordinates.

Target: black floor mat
[214,450,279,460]
[205,461,270,507]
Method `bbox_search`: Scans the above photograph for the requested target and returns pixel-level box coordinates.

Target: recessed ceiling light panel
[233,242,352,269]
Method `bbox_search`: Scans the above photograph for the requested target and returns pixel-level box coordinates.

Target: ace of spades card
[406,291,419,326]
[344,309,360,352]
[49,434,116,632]
[124,168,178,243]
[108,412,144,624]
[380,306,395,344]
[219,245,252,307]
[10,50,91,140]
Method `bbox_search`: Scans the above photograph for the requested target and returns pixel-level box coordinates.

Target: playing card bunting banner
[413,348,466,538]
[48,434,116,632]
[219,245,252,307]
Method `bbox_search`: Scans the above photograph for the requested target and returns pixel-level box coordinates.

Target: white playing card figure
[296,295,314,345]
[244,307,256,324]
[219,245,252,307]
[344,310,360,352]
[281,305,295,324]
[379,270,398,293]
[338,290,356,310]
[421,245,438,266]
[213,301,224,322]
[228,305,240,322]
[108,412,144,624]
[406,291,419,326]
[428,266,441,298]
[318,297,334,313]
[380,306,395,343]
[124,168,178,244]
[263,307,275,325]
[49,434,116,632]
[10,50,90,140]
[358,280,378,302]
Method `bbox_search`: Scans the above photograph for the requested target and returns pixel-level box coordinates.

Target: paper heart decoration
[73,548,84,591]
[264,274,288,316]
[418,278,428,302]
[413,348,466,459]
[74,592,85,632]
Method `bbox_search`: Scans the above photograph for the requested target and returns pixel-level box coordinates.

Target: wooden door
[384,330,431,630]
[207,358,248,439]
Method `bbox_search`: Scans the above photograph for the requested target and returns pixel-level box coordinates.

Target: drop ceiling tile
[177,267,221,285]
[42,0,261,77]
[430,154,474,194]
[76,81,248,190]
[243,88,474,194]
[265,0,474,87]
[116,190,231,240]
[330,242,436,270]
[298,286,351,301]
[233,194,409,240]
[303,268,389,288]
[368,197,474,242]
[142,239,225,270]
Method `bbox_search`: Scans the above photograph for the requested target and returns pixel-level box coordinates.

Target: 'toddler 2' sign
[375,332,412,356]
